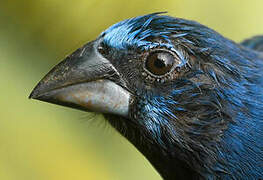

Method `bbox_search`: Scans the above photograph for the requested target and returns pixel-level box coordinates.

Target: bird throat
[104,114,200,180]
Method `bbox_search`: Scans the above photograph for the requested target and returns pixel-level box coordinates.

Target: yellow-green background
[0,1,262,179]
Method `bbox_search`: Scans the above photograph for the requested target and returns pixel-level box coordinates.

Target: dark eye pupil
[154,58,166,68]
[145,51,175,76]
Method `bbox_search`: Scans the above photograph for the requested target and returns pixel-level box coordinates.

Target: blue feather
[100,13,263,179]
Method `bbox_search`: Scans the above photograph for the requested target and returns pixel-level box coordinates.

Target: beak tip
[28,90,36,99]
[29,89,38,99]
[29,83,43,100]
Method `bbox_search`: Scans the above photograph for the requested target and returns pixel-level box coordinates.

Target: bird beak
[29,40,130,117]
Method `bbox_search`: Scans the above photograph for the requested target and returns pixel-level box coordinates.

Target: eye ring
[143,49,180,77]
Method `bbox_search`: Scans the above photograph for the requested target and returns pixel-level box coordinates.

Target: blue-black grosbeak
[30,13,263,179]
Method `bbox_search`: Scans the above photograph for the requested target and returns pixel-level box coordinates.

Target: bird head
[29,13,252,179]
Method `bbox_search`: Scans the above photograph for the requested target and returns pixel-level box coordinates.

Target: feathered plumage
[30,13,263,179]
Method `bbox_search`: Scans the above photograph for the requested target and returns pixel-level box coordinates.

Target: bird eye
[145,51,176,76]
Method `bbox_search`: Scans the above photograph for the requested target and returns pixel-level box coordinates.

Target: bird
[29,13,263,179]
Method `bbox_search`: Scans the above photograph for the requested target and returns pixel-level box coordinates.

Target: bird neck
[131,137,198,180]
[105,114,200,179]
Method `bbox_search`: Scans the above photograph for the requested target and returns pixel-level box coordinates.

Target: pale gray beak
[29,40,130,117]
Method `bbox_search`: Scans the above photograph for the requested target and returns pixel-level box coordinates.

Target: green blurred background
[0,0,263,179]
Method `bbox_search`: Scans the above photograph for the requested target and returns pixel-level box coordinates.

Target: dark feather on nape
[241,35,263,52]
